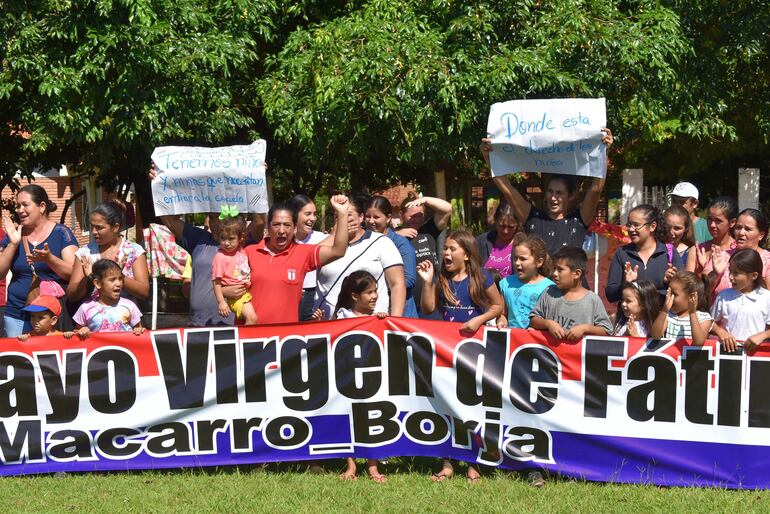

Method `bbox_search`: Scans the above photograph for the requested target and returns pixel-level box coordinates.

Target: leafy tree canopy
[0,0,767,215]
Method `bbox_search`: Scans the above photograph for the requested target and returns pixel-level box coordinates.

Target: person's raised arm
[688,290,711,346]
[685,243,698,272]
[417,260,436,314]
[580,177,605,227]
[0,216,21,277]
[319,195,351,265]
[403,197,453,231]
[481,138,532,224]
[651,288,674,339]
[66,254,89,302]
[579,128,613,226]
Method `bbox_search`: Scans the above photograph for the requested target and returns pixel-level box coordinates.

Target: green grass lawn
[1,459,768,513]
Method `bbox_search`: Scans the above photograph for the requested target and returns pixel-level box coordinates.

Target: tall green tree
[616,0,770,202]
[0,0,276,217]
[258,0,694,195]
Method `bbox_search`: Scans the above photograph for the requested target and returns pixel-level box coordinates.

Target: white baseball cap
[671,182,699,200]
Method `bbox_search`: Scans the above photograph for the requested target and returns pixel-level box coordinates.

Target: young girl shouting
[417,230,503,483]
[418,230,503,334]
[71,259,145,338]
[711,249,770,352]
[652,271,713,344]
[497,233,554,329]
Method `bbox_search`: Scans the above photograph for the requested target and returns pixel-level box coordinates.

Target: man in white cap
[670,181,712,243]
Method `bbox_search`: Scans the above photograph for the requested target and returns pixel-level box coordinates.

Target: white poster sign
[151,140,268,216]
[486,98,607,178]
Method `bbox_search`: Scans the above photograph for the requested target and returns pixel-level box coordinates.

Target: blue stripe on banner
[3,419,768,489]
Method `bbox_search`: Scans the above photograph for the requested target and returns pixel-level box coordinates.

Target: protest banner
[151,140,268,216]
[486,98,607,178]
[1,318,769,489]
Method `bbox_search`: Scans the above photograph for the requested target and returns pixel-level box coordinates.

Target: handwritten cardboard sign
[151,140,268,216]
[486,98,607,178]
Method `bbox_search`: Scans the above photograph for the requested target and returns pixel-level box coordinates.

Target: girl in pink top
[687,197,738,305]
[212,214,258,325]
[72,259,145,338]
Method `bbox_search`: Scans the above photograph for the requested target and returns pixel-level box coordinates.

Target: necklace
[449,277,465,305]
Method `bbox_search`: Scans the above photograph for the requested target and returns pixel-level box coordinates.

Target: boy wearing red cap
[17,295,72,341]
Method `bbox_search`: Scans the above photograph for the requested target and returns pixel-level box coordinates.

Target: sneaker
[527,470,545,488]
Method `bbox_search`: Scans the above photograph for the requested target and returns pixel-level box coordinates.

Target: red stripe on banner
[5,318,770,381]
[0,332,161,376]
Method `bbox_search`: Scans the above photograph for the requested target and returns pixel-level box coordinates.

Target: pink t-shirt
[484,241,513,278]
[696,241,770,305]
[694,240,736,303]
[211,248,251,286]
[73,298,142,333]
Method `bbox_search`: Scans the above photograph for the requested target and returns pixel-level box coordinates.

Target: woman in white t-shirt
[289,194,328,321]
[67,200,149,303]
[314,196,405,319]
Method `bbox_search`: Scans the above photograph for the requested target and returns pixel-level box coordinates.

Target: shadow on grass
[14,457,561,485]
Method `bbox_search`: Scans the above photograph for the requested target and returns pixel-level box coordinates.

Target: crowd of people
[2,129,769,485]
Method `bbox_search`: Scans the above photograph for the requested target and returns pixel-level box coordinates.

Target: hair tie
[219,205,240,220]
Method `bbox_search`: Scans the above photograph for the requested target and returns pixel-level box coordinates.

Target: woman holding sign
[150,166,266,327]
[480,128,613,257]
[0,185,78,336]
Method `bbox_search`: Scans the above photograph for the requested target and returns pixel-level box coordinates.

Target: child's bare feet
[367,460,386,483]
[466,465,482,483]
[339,458,356,480]
[431,460,453,481]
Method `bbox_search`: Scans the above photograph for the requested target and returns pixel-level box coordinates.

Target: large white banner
[151,140,269,216]
[486,98,607,178]
[2,321,770,489]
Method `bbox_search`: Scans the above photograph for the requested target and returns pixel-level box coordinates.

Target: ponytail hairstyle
[710,196,739,223]
[513,232,552,278]
[366,195,393,217]
[493,201,516,223]
[438,230,489,311]
[92,200,128,231]
[670,270,709,312]
[288,194,315,214]
[334,270,378,316]
[729,248,764,291]
[629,204,664,241]
[614,280,660,334]
[92,258,123,281]
[18,184,57,215]
[663,204,695,247]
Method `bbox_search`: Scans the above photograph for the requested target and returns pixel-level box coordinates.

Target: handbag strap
[21,236,38,276]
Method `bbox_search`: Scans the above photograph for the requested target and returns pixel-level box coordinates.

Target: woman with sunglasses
[606,204,683,303]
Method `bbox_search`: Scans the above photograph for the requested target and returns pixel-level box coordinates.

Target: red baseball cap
[22,295,62,317]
